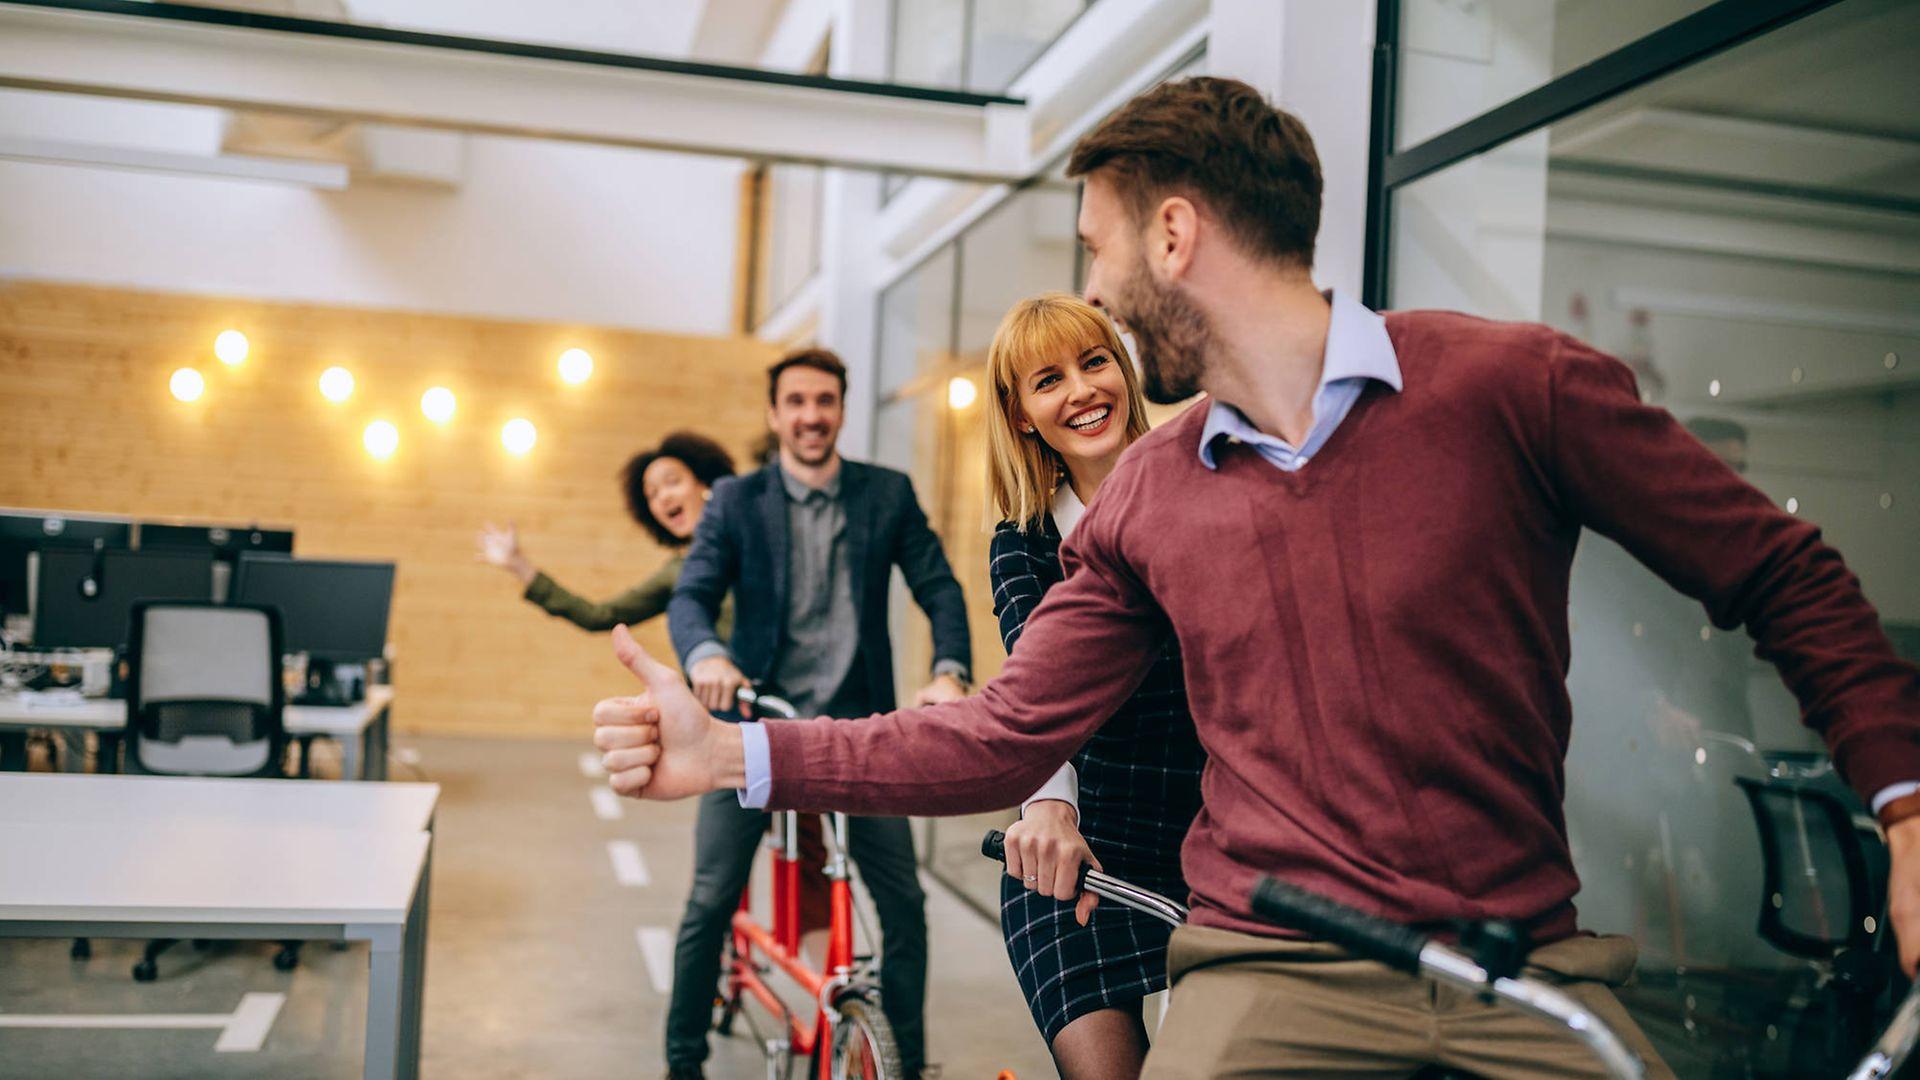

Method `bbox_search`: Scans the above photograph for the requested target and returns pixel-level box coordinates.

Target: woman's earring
[1023,425,1036,435]
[703,490,712,502]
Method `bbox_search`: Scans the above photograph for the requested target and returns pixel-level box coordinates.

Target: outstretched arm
[594,496,1169,817]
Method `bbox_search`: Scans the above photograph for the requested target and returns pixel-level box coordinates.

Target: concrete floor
[0,735,1057,1079]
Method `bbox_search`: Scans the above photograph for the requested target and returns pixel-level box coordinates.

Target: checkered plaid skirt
[997,653,1204,1042]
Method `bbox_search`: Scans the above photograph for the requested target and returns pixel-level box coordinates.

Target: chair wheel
[132,959,158,982]
[273,946,299,972]
[70,939,92,960]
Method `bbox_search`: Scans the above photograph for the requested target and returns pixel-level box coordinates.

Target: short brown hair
[1067,76,1322,268]
[767,348,848,403]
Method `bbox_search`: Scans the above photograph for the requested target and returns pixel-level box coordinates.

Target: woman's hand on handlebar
[1005,800,1101,925]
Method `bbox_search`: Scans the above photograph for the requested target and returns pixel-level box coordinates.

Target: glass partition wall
[1373,1,1920,1074]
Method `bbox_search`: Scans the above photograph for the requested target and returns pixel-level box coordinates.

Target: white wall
[1210,0,1377,299]
[0,92,744,337]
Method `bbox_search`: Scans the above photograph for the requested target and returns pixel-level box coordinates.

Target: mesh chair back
[1736,776,1880,959]
[127,602,285,777]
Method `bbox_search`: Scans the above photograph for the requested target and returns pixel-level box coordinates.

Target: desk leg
[340,736,362,784]
[0,731,25,771]
[96,731,123,774]
[363,925,404,1080]
[398,835,432,1076]
[371,705,391,781]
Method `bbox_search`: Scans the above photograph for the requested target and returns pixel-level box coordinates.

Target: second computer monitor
[32,548,215,650]
[232,555,394,661]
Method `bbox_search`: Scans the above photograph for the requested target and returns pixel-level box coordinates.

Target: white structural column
[0,3,1026,182]
[1208,0,1378,298]
[812,0,894,459]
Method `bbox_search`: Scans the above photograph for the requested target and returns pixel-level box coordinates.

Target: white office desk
[0,822,430,1080]
[0,685,396,780]
[0,772,439,832]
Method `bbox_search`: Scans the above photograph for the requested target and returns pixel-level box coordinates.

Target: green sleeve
[522,560,679,633]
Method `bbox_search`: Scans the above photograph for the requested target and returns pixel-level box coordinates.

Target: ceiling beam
[0,1,1032,181]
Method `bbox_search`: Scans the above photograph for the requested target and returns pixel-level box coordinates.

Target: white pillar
[1208,0,1377,299]
[817,0,891,458]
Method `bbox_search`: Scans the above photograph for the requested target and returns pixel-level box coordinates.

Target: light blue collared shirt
[1198,290,1403,473]
[736,290,1399,808]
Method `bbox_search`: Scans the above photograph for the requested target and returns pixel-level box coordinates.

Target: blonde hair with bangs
[986,293,1151,531]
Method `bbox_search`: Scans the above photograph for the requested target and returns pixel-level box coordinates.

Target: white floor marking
[214,992,285,1052]
[589,785,623,821]
[578,751,605,778]
[0,991,287,1054]
[637,927,674,993]
[607,839,650,886]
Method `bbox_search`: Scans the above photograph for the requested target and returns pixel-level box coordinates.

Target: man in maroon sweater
[595,79,1920,1076]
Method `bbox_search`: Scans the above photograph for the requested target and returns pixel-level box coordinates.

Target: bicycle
[981,829,1650,1079]
[714,688,902,1080]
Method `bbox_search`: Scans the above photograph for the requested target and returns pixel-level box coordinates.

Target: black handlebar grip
[1250,877,1430,975]
[982,830,1007,863]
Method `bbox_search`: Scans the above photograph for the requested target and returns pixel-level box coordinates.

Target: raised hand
[592,624,743,800]
[476,522,536,585]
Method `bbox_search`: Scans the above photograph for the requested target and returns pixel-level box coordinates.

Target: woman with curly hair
[477,430,737,636]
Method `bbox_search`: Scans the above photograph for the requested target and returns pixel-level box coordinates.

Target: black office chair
[1735,774,1896,1072]
[117,601,302,980]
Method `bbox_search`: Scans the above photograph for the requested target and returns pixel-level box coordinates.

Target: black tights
[1049,1000,1151,1080]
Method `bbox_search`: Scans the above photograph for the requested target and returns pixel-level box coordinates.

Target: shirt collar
[1050,481,1088,542]
[1198,290,1402,469]
[778,461,841,503]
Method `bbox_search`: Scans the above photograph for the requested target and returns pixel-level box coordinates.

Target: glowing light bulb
[421,386,456,425]
[364,420,399,460]
[214,329,249,367]
[169,367,205,402]
[558,348,594,385]
[318,366,355,403]
[947,376,978,411]
[501,417,537,456]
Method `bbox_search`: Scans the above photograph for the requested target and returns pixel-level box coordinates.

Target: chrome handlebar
[982,830,1644,1079]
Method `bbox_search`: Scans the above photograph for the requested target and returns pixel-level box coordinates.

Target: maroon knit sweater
[764,310,1920,940]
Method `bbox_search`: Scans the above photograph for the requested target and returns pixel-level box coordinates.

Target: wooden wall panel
[0,280,779,739]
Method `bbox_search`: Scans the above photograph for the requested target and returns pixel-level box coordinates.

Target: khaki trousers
[1142,924,1675,1079]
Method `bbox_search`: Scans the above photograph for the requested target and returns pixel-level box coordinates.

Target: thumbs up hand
[592,624,743,800]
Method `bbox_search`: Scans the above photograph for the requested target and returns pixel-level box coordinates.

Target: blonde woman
[986,294,1205,1080]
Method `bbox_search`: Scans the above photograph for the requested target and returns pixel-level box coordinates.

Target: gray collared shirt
[770,464,862,714]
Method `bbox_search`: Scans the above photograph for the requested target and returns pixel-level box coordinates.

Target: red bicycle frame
[724,808,860,1076]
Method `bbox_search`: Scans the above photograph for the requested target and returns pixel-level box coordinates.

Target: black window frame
[1362,0,1846,309]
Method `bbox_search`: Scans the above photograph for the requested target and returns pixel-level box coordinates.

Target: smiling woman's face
[1013,340,1132,479]
[642,456,707,540]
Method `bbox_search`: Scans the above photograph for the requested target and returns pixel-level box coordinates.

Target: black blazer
[669,460,970,712]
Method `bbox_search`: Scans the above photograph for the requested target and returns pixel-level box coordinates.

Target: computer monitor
[32,549,215,650]
[139,522,295,560]
[232,554,395,662]
[0,512,133,618]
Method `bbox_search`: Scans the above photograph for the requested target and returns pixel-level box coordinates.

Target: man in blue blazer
[663,348,971,1079]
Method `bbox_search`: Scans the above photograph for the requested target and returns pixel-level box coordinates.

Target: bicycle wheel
[827,994,902,1080]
